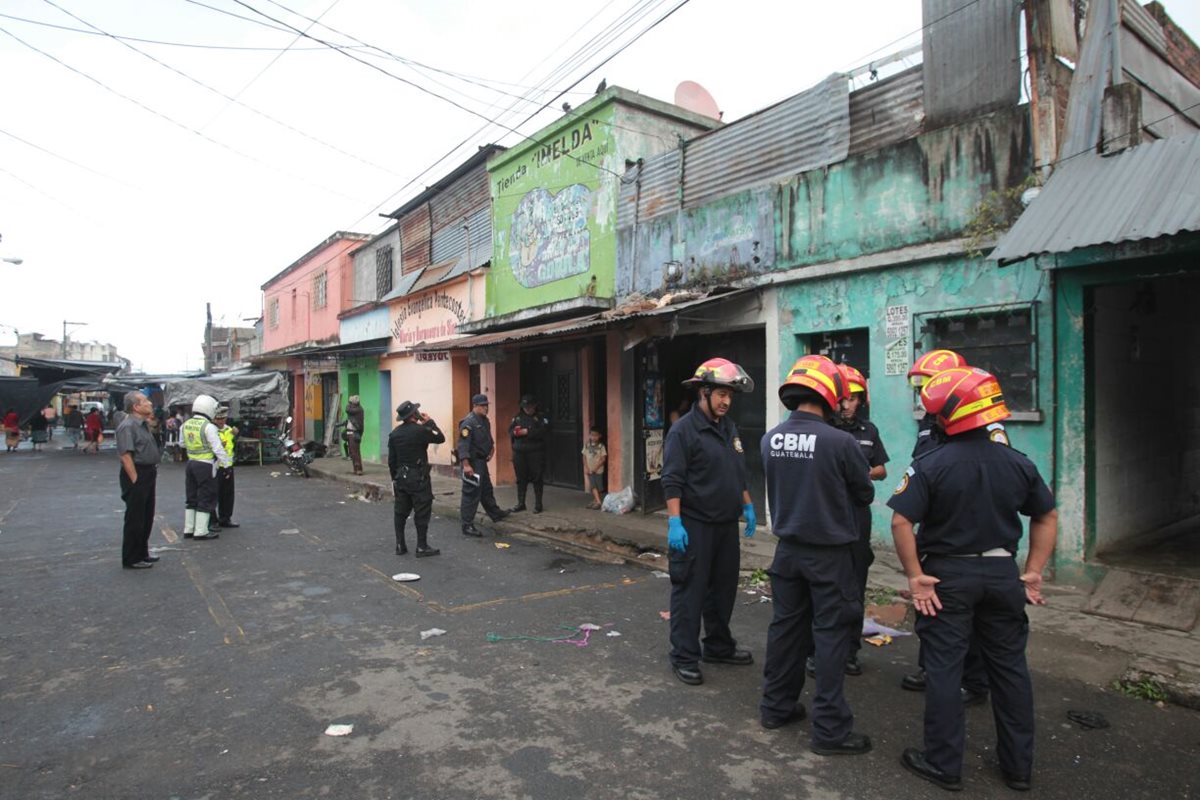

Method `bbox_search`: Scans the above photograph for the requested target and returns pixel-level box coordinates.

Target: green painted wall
[338,358,381,463]
[489,104,619,317]
[775,255,1053,560]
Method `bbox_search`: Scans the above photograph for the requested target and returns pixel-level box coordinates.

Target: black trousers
[848,506,874,656]
[394,474,433,538]
[119,464,157,566]
[460,461,503,525]
[760,541,860,745]
[512,449,545,503]
[668,516,740,668]
[185,460,218,514]
[217,466,235,523]
[916,556,1035,779]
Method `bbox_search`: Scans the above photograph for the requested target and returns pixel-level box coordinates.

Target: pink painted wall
[262,237,363,353]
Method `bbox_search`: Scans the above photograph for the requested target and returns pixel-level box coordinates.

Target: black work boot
[462,523,482,537]
[395,528,408,555]
[509,486,527,513]
[533,486,544,514]
[415,529,440,558]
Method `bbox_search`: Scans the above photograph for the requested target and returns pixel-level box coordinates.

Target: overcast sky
[3,0,1198,372]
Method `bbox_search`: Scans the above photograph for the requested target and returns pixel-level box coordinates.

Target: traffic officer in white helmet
[181,394,232,540]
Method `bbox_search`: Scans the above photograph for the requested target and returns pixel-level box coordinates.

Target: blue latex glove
[667,516,689,552]
[743,503,757,538]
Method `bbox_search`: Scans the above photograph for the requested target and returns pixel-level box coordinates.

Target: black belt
[134,463,158,469]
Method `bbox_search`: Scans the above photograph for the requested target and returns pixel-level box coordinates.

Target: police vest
[218,426,236,458]
[182,416,214,460]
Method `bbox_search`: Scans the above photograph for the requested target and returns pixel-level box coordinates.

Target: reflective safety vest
[182,416,214,460]
[218,425,236,458]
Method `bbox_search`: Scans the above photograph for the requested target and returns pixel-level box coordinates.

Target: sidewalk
[307,454,1200,708]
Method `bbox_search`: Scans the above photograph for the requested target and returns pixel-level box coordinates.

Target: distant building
[0,332,130,376]
[202,325,260,373]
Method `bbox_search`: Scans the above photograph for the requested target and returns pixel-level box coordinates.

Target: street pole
[62,320,87,358]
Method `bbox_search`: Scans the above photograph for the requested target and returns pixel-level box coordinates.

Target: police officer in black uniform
[889,367,1057,792]
[661,358,757,687]
[457,393,508,537]
[388,400,445,557]
[508,394,549,514]
[759,355,875,755]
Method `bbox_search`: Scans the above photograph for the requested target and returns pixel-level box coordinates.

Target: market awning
[990,133,1200,266]
[411,288,756,354]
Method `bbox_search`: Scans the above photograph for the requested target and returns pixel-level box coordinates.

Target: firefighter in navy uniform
[388,400,445,557]
[457,393,508,537]
[661,358,758,687]
[759,355,875,756]
[508,394,549,514]
[889,367,1057,792]
[903,349,1001,702]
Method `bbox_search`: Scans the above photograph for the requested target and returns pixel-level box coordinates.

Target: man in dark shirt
[661,357,757,687]
[507,394,549,513]
[389,400,445,557]
[759,355,874,755]
[63,404,84,450]
[889,367,1057,792]
[457,394,508,537]
[116,392,161,569]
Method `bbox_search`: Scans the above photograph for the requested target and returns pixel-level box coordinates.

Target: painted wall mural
[511,184,593,287]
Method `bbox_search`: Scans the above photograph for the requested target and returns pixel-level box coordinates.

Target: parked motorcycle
[280,416,314,478]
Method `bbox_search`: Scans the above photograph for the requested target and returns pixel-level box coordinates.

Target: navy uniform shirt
[509,410,549,452]
[455,411,494,465]
[836,416,889,470]
[914,413,1009,457]
[661,407,748,524]
[888,428,1055,556]
[762,410,875,545]
[388,419,446,478]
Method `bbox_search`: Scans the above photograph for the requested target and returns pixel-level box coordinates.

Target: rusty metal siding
[922,0,1021,129]
[681,73,850,208]
[429,165,491,233]
[400,204,431,274]
[849,65,925,155]
[990,132,1200,264]
[431,205,491,265]
[617,149,680,229]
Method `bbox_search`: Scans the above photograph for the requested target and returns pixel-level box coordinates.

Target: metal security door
[521,347,583,489]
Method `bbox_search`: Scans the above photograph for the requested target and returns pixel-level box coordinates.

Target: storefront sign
[391,290,469,348]
[415,351,449,362]
[885,305,910,339]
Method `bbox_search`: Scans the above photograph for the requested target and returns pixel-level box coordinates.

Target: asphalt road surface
[2,450,1198,799]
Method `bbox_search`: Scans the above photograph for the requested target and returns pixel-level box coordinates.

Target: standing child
[581,426,607,509]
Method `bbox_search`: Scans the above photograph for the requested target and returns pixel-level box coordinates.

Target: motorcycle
[280,416,315,478]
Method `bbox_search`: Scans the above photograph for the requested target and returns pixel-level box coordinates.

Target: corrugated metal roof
[990,133,1200,264]
[922,0,1021,128]
[848,65,924,155]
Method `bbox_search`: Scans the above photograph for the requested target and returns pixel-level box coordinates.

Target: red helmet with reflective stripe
[842,364,869,404]
[920,367,1011,436]
[682,357,754,393]
[779,355,846,412]
[908,349,968,387]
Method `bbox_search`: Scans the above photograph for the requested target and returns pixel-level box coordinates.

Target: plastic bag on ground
[601,486,635,514]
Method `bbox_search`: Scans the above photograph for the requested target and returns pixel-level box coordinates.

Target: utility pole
[62,320,87,359]
[204,302,213,373]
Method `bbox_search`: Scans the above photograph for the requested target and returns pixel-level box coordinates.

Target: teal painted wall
[775,255,1053,559]
[338,358,381,463]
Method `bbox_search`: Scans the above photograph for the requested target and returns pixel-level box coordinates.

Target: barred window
[314,271,328,309]
[915,303,1039,414]
[269,297,279,328]
[376,246,394,298]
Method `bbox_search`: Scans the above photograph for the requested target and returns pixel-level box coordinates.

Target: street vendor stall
[163,371,291,464]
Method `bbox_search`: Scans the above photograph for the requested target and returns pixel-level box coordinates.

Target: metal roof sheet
[989,133,1200,264]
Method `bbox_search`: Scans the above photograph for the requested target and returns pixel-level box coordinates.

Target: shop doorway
[520,346,583,489]
[1087,274,1200,580]
[635,329,766,517]
[378,370,392,460]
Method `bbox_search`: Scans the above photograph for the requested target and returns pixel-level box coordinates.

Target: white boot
[193,511,218,539]
[183,508,196,537]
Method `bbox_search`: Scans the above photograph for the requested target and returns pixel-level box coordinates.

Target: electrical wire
[0,25,373,205]
[1034,100,1200,171]
[38,0,403,177]
[0,127,139,188]
[839,0,984,75]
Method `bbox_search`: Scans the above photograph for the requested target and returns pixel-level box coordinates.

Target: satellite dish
[674,81,721,120]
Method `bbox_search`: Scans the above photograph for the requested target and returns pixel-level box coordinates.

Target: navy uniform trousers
[185,460,218,514]
[394,467,434,538]
[760,541,861,744]
[917,556,1035,779]
[848,506,874,657]
[668,517,740,668]
[460,461,504,526]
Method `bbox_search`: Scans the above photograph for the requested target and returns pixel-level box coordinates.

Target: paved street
[2,449,1199,799]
